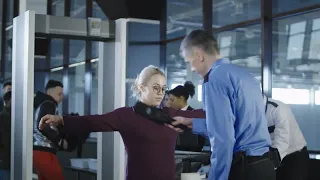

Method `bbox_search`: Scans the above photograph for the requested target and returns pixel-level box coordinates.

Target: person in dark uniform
[169,30,276,180]
[0,91,12,180]
[263,94,309,180]
[168,81,195,111]
[161,90,171,108]
[169,81,205,151]
[38,65,206,180]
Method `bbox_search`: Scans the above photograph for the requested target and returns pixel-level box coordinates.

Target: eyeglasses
[151,86,168,94]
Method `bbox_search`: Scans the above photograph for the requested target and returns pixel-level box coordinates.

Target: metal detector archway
[11,11,126,180]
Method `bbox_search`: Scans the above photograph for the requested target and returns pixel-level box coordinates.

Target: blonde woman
[39,65,205,180]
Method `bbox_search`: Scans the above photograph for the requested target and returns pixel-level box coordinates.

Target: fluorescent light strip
[51,66,63,72]
[68,61,85,68]
[51,60,97,71]
[91,58,98,63]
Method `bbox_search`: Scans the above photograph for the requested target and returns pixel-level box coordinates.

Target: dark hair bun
[183,81,195,98]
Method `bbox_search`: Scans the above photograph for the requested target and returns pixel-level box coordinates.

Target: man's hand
[167,116,193,132]
[39,115,63,130]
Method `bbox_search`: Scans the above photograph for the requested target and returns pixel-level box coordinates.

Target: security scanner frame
[11,10,127,180]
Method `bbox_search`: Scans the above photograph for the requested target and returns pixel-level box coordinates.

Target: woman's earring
[138,85,144,92]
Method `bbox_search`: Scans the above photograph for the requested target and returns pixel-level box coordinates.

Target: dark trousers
[276,147,309,180]
[228,152,276,180]
[0,170,10,180]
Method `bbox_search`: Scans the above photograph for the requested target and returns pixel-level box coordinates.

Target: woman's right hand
[39,114,63,130]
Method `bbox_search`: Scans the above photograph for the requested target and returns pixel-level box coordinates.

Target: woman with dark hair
[160,90,171,108]
[168,81,205,153]
[168,81,195,110]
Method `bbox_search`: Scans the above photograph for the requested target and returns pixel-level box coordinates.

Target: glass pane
[272,10,320,151]
[91,41,99,59]
[34,71,46,93]
[128,22,160,42]
[68,65,85,115]
[309,29,320,60]
[50,39,64,68]
[214,24,262,79]
[70,0,86,18]
[167,0,202,38]
[91,61,98,114]
[213,0,260,26]
[92,0,108,19]
[52,0,65,16]
[6,0,14,27]
[286,34,304,60]
[127,22,160,78]
[272,88,310,104]
[69,40,86,64]
[273,0,320,14]
[166,39,203,109]
[50,70,64,114]
[5,29,13,78]
[315,90,320,105]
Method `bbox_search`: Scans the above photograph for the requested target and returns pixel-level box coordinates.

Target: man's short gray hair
[180,30,219,56]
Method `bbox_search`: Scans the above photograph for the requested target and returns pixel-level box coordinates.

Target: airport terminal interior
[1,0,320,179]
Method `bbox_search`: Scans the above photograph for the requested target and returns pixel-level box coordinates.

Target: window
[52,0,65,16]
[68,64,85,115]
[167,0,202,35]
[4,28,12,78]
[218,35,232,57]
[308,18,320,60]
[272,88,310,105]
[50,39,64,68]
[70,0,86,18]
[212,0,260,26]
[68,40,86,115]
[286,21,306,60]
[50,70,63,114]
[214,24,261,78]
[92,0,108,20]
[273,0,319,14]
[69,40,86,64]
[315,90,320,105]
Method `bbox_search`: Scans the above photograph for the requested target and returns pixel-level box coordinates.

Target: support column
[97,18,127,180]
[261,0,273,96]
[11,10,35,180]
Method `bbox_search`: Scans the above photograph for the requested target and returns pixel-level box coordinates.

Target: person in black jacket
[33,80,65,180]
[33,80,89,180]
[0,81,12,112]
[34,80,87,180]
[0,91,12,180]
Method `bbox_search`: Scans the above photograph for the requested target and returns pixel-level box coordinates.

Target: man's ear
[194,48,205,62]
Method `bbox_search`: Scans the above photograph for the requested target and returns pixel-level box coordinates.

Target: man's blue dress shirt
[192,58,271,180]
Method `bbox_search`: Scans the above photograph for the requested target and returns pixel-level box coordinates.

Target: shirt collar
[204,58,230,83]
[181,105,189,111]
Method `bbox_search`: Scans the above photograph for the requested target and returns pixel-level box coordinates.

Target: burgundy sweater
[60,107,205,180]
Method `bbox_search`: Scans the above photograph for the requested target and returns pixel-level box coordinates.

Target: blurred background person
[0,82,12,111]
[161,90,171,108]
[0,91,12,180]
[168,81,195,111]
